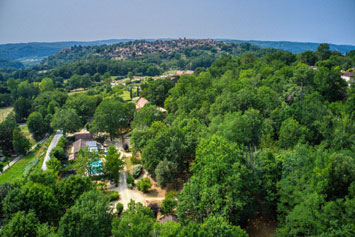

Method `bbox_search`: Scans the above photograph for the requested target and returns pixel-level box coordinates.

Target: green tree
[131,104,164,129]
[141,78,174,107]
[103,145,124,185]
[128,71,133,82]
[58,190,112,237]
[39,77,55,92]
[153,221,181,237]
[161,193,177,215]
[65,93,98,124]
[1,211,41,237]
[155,159,178,188]
[209,109,263,147]
[3,182,61,223]
[0,115,18,155]
[112,200,155,237]
[27,111,48,140]
[317,43,331,61]
[199,215,248,237]
[56,175,94,209]
[51,108,81,134]
[17,80,38,99]
[137,177,152,193]
[13,97,32,122]
[47,157,62,174]
[91,99,135,140]
[177,136,255,225]
[12,128,31,155]
[279,118,308,149]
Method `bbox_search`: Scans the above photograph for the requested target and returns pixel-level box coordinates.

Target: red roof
[136,97,149,109]
[342,71,354,77]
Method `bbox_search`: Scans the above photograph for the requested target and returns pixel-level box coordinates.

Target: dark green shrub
[108,191,120,201]
[116,203,124,215]
[161,197,177,215]
[126,175,134,186]
[131,156,141,165]
[137,177,152,193]
[132,165,143,179]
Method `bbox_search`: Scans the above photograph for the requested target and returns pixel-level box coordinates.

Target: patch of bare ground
[245,215,277,237]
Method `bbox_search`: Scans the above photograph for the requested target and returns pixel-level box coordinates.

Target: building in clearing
[341,71,354,85]
[159,214,178,224]
[136,97,149,110]
[69,132,98,161]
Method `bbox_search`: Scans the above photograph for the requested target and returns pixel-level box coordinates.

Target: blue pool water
[88,159,103,176]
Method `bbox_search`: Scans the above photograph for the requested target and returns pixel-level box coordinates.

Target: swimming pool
[88,158,103,176]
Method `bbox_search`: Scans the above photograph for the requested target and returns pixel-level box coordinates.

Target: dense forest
[0,41,354,236]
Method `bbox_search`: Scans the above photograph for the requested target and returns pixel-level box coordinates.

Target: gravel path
[42,131,63,171]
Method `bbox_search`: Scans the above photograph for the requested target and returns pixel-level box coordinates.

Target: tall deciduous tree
[50,108,81,134]
[39,78,55,92]
[91,99,135,140]
[0,115,17,155]
[177,135,255,225]
[12,128,30,155]
[112,200,155,237]
[14,97,32,122]
[103,145,124,185]
[27,111,48,140]
[58,190,112,237]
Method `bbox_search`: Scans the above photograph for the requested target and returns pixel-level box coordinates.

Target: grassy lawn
[20,125,36,146]
[0,106,13,122]
[68,88,87,95]
[121,90,131,101]
[0,136,51,185]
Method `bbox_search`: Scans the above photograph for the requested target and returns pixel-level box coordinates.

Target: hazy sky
[0,0,354,45]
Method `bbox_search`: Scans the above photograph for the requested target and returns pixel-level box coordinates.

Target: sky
[0,0,354,45]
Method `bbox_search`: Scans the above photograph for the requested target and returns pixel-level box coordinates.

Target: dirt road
[42,131,63,170]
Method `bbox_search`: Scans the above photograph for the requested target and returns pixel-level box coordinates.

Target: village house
[69,132,98,161]
[136,97,149,110]
[341,70,354,85]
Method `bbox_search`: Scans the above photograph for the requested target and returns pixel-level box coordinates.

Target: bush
[137,177,152,193]
[57,136,67,148]
[131,156,142,165]
[132,165,143,179]
[50,147,67,160]
[116,203,124,215]
[161,197,177,215]
[126,175,134,186]
[108,191,120,201]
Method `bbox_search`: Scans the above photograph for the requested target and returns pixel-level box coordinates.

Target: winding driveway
[42,131,63,171]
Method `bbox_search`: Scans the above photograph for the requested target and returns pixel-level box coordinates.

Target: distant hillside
[0,39,131,61]
[1,39,354,68]
[221,39,355,54]
[0,58,24,69]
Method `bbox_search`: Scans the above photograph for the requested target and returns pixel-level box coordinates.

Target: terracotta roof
[136,97,149,109]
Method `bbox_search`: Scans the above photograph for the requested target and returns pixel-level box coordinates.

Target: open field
[0,137,51,184]
[68,88,87,95]
[0,107,13,122]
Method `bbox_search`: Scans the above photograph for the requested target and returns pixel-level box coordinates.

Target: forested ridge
[0,42,354,236]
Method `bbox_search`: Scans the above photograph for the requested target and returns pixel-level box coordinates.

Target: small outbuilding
[159,214,178,224]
